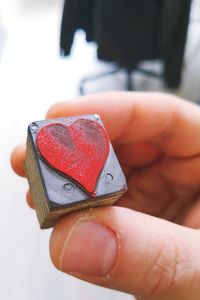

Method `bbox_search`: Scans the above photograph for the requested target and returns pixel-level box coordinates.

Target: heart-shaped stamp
[36,118,110,194]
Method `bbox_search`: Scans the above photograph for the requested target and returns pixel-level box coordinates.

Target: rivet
[93,114,100,121]
[30,123,39,133]
[105,173,113,182]
[63,183,74,194]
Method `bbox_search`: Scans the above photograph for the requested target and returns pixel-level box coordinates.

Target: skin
[11,92,200,300]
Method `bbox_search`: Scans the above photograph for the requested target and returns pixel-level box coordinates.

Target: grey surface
[28,116,127,207]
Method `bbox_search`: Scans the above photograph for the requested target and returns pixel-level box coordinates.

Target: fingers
[47,92,200,157]
[10,144,26,177]
[159,155,200,189]
[115,142,161,166]
[11,145,34,209]
[46,92,175,143]
[120,155,200,220]
[50,206,200,299]
[11,93,200,178]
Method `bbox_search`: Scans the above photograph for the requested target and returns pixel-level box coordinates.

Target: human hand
[11,92,200,300]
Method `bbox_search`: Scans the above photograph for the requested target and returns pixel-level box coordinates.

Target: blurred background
[0,0,200,299]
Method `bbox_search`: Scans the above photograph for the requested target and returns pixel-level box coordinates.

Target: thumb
[50,207,200,300]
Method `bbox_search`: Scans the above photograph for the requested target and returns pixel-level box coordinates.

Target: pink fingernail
[59,219,117,276]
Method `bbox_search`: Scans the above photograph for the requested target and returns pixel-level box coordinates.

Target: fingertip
[10,144,26,177]
[45,100,71,119]
[26,190,34,209]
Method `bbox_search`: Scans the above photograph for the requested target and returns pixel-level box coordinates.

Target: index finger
[47,92,200,157]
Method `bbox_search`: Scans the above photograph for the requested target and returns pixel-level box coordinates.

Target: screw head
[63,183,74,195]
[105,173,113,183]
[30,123,39,133]
[93,114,100,121]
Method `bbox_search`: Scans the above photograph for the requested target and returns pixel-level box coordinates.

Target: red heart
[36,118,110,195]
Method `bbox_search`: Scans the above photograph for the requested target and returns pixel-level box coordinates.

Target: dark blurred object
[60,0,192,89]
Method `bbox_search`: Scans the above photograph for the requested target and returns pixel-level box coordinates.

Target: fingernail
[59,219,118,276]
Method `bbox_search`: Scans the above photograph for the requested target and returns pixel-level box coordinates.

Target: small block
[25,114,127,229]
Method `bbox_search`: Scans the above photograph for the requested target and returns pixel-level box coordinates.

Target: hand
[11,92,200,300]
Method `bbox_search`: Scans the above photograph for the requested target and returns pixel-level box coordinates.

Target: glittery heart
[36,118,109,194]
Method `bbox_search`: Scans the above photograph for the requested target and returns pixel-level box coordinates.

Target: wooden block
[25,114,127,229]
